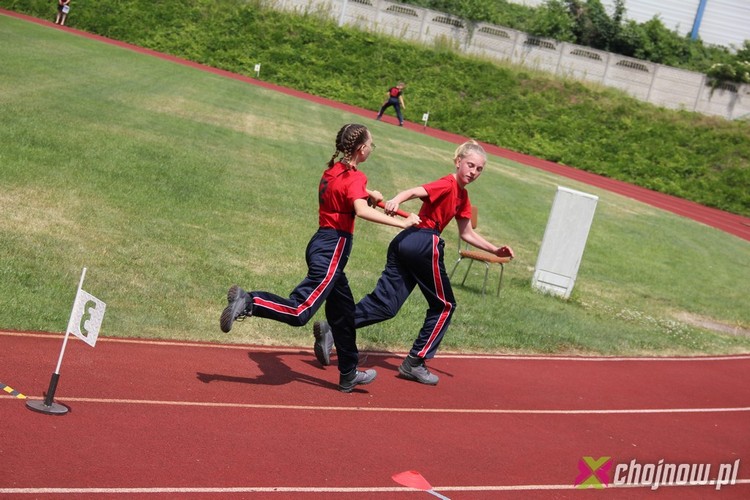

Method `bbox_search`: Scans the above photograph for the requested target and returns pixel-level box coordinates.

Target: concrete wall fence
[271,0,749,120]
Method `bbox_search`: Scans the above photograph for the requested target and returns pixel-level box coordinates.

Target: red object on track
[392,470,433,490]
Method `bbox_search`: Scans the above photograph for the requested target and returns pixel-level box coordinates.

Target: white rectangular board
[532,186,598,299]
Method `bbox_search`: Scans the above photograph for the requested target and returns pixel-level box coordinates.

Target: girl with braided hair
[220,124,420,392]
[313,140,514,385]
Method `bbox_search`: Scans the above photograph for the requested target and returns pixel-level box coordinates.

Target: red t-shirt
[318,162,369,234]
[416,174,471,233]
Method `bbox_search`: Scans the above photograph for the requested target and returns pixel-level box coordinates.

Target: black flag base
[26,373,69,415]
[26,399,69,415]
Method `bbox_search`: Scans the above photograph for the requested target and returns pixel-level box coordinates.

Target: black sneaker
[313,320,334,366]
[339,369,377,393]
[220,285,251,333]
[398,357,439,385]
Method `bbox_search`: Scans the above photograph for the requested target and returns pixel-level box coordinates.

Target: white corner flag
[27,267,107,415]
[66,269,106,347]
[69,289,106,347]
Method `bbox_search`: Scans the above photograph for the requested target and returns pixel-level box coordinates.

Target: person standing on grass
[220,123,420,393]
[312,140,514,385]
[55,0,71,26]
[376,82,406,126]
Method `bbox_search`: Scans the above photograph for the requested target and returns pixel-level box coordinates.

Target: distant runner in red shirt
[313,140,514,385]
[220,123,420,393]
[376,82,406,126]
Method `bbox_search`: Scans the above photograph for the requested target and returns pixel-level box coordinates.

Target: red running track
[2,8,749,242]
[1,331,749,498]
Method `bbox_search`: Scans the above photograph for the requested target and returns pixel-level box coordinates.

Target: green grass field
[2,16,749,355]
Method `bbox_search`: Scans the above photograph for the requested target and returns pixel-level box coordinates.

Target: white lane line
[3,330,749,361]
[1,480,748,494]
[11,396,750,415]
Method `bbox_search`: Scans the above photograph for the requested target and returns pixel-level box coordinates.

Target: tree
[528,0,576,42]
[565,0,625,51]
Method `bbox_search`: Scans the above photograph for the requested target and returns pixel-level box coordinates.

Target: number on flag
[69,290,106,347]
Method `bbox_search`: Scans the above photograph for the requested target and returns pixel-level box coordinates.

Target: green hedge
[2,0,748,216]
[402,0,742,76]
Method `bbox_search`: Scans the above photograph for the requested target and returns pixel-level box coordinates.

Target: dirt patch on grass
[675,312,750,337]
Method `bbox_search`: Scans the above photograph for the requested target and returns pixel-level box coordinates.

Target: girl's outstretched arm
[457,217,515,258]
[383,186,428,216]
[366,189,383,206]
[353,198,420,229]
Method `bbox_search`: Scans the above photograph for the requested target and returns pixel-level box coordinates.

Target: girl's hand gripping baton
[376,200,409,218]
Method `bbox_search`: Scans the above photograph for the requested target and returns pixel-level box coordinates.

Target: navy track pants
[249,229,359,374]
[354,228,456,359]
[377,98,404,125]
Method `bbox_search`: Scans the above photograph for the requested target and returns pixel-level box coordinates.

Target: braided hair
[328,124,370,168]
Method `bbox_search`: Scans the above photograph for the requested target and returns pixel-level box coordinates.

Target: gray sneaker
[398,357,439,385]
[313,320,334,366]
[220,285,251,333]
[339,369,377,393]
